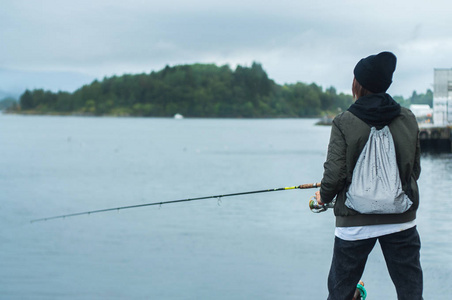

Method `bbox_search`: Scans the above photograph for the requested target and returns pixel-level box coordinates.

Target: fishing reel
[353,280,367,300]
[309,196,335,213]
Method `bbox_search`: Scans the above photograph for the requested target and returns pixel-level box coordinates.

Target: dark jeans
[327,226,423,300]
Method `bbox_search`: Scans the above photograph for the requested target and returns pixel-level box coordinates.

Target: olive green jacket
[320,105,421,227]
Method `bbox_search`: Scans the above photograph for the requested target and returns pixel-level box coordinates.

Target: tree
[20,90,34,110]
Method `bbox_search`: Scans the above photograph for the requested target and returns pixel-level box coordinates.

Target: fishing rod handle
[298,182,321,189]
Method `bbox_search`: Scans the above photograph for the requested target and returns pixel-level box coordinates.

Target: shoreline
[2,110,323,120]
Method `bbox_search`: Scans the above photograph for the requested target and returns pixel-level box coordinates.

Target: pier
[419,124,452,152]
[417,69,452,153]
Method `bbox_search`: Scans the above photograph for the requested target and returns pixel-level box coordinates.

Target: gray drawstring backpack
[345,126,412,214]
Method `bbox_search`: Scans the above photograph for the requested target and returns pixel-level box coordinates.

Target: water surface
[1,115,450,299]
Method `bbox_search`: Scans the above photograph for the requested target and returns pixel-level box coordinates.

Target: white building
[433,69,452,125]
[409,104,432,123]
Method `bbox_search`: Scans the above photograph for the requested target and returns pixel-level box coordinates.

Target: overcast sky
[1,0,451,98]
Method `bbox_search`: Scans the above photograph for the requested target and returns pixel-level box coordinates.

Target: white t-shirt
[335,220,416,241]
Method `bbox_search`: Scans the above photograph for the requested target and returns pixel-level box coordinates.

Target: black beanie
[353,51,397,93]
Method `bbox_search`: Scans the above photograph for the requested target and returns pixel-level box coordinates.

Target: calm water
[1,114,451,299]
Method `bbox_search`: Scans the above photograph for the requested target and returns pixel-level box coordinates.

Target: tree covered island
[12,63,354,118]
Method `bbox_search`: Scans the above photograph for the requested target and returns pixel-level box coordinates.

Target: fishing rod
[30,182,321,223]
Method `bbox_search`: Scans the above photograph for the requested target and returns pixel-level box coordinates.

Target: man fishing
[315,51,423,300]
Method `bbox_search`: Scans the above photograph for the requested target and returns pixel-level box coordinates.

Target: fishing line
[30,182,321,223]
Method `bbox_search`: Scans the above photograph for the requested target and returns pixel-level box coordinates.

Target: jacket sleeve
[320,117,347,203]
[413,130,421,180]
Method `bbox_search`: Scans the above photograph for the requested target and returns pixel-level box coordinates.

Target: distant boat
[315,115,334,125]
[174,113,184,119]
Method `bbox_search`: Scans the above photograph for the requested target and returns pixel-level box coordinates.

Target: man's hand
[315,190,324,205]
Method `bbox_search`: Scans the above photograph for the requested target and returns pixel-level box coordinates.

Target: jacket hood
[347,93,401,127]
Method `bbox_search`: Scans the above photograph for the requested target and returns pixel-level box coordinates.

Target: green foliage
[410,89,433,107]
[394,89,433,108]
[15,62,354,117]
[20,90,34,110]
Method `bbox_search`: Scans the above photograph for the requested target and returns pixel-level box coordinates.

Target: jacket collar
[347,93,401,127]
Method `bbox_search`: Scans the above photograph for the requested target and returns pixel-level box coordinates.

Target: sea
[1,114,451,299]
